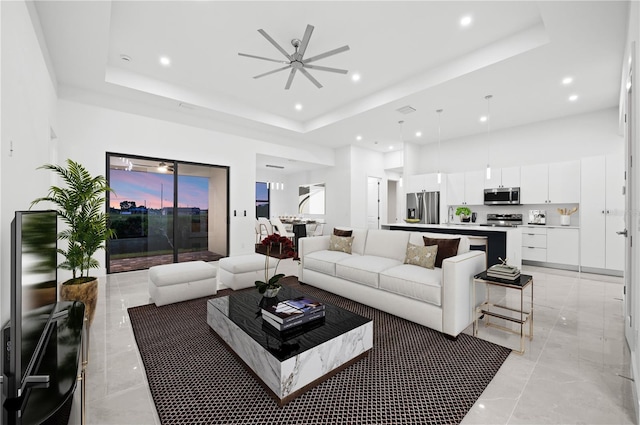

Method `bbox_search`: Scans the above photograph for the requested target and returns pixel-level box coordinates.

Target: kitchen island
[381,223,522,268]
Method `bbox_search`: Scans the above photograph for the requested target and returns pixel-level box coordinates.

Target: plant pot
[263,286,281,298]
[461,216,471,223]
[60,278,98,327]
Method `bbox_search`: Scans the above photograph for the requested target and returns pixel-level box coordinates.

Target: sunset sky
[109,169,209,210]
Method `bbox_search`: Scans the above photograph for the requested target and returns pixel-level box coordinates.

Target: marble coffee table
[206,285,373,405]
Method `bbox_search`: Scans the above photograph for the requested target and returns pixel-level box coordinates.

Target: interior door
[367,177,381,229]
[624,54,635,348]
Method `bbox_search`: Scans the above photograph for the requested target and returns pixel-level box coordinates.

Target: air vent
[396,105,416,115]
[266,164,284,169]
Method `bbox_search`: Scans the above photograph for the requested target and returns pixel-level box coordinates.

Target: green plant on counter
[455,207,472,217]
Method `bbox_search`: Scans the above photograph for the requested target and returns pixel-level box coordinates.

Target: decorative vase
[560,215,570,226]
[263,286,281,298]
[60,278,98,326]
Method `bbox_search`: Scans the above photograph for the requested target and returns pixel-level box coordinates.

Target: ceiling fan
[238,24,350,89]
[129,161,174,173]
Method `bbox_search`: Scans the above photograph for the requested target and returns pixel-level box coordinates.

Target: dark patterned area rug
[128,277,511,425]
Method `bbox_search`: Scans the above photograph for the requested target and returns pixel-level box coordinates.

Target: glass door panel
[107,154,228,273]
[176,163,228,262]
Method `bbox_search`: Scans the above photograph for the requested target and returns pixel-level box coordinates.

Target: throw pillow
[404,243,438,269]
[333,228,353,237]
[423,236,461,268]
[329,234,354,254]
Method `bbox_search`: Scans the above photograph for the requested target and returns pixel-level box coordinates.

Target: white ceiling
[34,1,628,169]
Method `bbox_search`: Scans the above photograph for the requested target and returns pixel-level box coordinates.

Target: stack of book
[261,296,325,331]
[487,264,521,281]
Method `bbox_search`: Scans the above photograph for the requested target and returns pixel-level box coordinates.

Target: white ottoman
[148,260,217,306]
[218,254,277,290]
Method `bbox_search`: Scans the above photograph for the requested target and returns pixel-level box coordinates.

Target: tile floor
[71,262,636,424]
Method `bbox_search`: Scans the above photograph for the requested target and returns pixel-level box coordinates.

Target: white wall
[417,108,622,174]
[1,1,59,324]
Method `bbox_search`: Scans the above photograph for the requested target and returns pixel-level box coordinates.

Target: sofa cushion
[329,234,354,253]
[379,264,442,306]
[363,230,410,262]
[304,250,354,276]
[404,243,437,269]
[336,255,402,288]
[333,227,368,255]
[333,228,353,237]
[409,232,470,255]
[423,236,460,268]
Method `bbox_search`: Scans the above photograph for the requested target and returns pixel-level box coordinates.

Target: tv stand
[2,301,86,425]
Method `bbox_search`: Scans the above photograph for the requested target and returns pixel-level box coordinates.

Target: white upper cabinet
[548,160,581,204]
[484,166,520,189]
[520,160,580,204]
[446,172,465,205]
[520,164,549,204]
[465,170,485,205]
[405,173,443,194]
[447,171,484,205]
[501,166,521,188]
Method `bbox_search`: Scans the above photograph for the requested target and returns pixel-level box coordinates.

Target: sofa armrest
[298,236,330,276]
[441,250,486,337]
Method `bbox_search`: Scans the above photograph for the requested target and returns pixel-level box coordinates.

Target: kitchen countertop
[520,224,580,229]
[383,223,521,233]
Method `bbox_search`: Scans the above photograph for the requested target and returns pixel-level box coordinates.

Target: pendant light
[398,120,404,187]
[436,109,443,184]
[484,95,493,180]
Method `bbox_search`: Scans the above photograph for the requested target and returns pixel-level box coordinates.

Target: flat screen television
[2,210,58,400]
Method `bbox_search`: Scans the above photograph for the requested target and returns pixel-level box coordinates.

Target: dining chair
[270,217,295,242]
[257,217,273,240]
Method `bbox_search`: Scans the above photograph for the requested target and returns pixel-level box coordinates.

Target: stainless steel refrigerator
[406,191,440,224]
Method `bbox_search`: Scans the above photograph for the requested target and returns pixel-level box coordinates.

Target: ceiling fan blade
[296,24,314,60]
[238,53,288,64]
[258,29,293,61]
[299,68,323,88]
[304,64,348,74]
[253,65,291,79]
[285,68,297,90]
[303,45,350,64]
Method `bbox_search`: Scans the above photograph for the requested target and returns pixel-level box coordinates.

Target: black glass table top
[474,271,533,287]
[209,285,371,362]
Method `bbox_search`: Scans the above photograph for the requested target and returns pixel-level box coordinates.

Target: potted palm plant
[31,159,115,326]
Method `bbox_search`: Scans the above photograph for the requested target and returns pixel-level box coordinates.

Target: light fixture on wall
[436,109,443,184]
[484,95,493,180]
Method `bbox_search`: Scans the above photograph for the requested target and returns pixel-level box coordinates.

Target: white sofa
[298,228,486,338]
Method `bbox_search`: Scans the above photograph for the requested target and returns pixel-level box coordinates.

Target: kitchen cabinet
[547,228,579,266]
[520,160,580,204]
[521,226,579,267]
[521,226,547,262]
[405,173,441,193]
[580,154,624,271]
[484,166,521,189]
[447,171,484,205]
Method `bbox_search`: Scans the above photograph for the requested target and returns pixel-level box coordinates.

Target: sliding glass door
[106,154,229,273]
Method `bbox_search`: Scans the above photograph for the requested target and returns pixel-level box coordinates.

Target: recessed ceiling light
[351,73,361,82]
[479,116,487,122]
[159,56,171,67]
[389,146,394,150]
[295,103,303,111]
[415,131,422,137]
[460,15,472,27]
[356,135,362,141]
[569,94,578,102]
[562,76,573,85]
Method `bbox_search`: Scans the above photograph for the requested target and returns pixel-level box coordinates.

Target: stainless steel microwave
[484,187,520,205]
